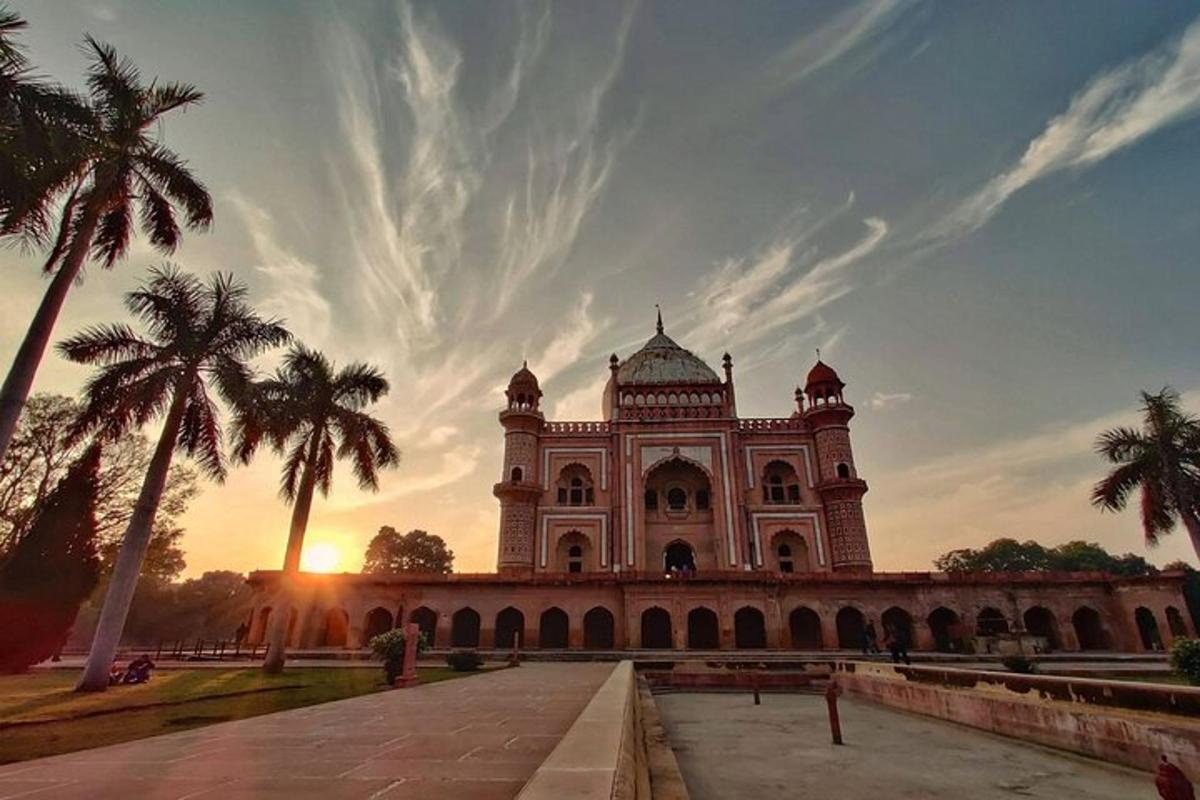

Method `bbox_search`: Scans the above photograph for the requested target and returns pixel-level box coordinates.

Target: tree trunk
[75,382,189,692]
[261,433,321,674]
[0,203,101,465]
[1180,507,1200,564]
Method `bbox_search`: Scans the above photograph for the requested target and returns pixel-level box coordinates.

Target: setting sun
[301,542,342,573]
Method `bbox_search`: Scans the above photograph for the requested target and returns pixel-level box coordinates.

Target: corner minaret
[494,362,543,575]
[803,358,872,572]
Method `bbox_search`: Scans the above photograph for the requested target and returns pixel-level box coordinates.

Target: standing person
[888,625,911,665]
[235,622,249,646]
[863,619,879,655]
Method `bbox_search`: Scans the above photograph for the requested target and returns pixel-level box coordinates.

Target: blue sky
[4,1,1200,574]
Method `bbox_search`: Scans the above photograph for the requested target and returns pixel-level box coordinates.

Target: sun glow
[301,542,342,573]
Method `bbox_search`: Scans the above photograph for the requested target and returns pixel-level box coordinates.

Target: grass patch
[1102,672,1192,686]
[0,666,465,764]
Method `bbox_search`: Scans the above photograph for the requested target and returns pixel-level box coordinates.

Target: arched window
[568,544,583,573]
[836,462,851,479]
[555,464,595,506]
[778,543,794,573]
[667,487,687,511]
[664,541,696,573]
[510,466,523,482]
[761,461,801,504]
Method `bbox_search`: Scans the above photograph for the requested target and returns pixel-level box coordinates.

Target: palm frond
[279,437,309,502]
[1140,480,1175,546]
[56,322,157,365]
[143,81,204,118]
[333,362,390,408]
[90,181,134,268]
[135,173,180,252]
[134,145,212,229]
[177,379,225,481]
[1094,426,1146,463]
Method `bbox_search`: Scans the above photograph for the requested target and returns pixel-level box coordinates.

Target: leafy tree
[1164,561,1200,632]
[0,445,101,673]
[62,267,288,691]
[934,537,1156,576]
[233,345,398,673]
[363,527,453,575]
[1093,387,1200,561]
[0,36,213,470]
[934,538,1051,572]
[0,393,196,580]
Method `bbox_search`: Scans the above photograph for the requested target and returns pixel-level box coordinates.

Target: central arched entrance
[734,607,767,649]
[789,607,822,649]
[641,607,673,648]
[451,608,481,648]
[836,607,865,649]
[495,607,525,649]
[664,541,696,572]
[584,607,615,649]
[538,607,569,649]
[687,607,719,649]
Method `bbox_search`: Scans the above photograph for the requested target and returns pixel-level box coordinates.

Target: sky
[4,0,1200,576]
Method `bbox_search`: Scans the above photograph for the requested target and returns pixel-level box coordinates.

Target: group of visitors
[861,619,912,665]
[107,654,156,686]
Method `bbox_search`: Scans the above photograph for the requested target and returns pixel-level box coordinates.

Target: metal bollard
[752,672,761,705]
[825,679,843,745]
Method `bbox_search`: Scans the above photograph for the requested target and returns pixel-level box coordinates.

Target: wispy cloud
[768,0,914,89]
[229,193,332,346]
[937,16,1200,239]
[528,292,609,385]
[868,391,912,410]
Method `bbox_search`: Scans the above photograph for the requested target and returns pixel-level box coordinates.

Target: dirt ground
[656,691,1158,800]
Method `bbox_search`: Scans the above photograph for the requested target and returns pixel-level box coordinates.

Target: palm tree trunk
[76,381,189,692]
[0,203,100,465]
[262,433,321,674]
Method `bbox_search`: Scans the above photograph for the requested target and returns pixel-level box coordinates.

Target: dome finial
[815,347,821,362]
[655,304,663,335]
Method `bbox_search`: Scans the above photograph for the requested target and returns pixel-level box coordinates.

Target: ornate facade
[247,319,1194,656]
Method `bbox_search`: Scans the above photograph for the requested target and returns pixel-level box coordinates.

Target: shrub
[445,649,484,672]
[369,628,428,684]
[1170,638,1200,686]
[1001,655,1036,674]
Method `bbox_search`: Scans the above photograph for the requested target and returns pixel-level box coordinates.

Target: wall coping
[517,660,635,799]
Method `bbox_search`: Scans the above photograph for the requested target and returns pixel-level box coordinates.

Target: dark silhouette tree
[934,537,1155,576]
[1093,388,1200,561]
[0,36,213,471]
[0,445,101,673]
[61,267,288,691]
[363,527,454,575]
[233,345,398,673]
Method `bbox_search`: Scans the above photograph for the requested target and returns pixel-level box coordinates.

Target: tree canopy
[0,393,196,580]
[363,527,454,575]
[934,537,1155,576]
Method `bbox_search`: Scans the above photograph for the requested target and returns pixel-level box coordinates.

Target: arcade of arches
[244,586,1195,653]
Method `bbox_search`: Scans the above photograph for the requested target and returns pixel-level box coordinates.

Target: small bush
[1170,638,1200,686]
[445,649,484,672]
[1001,655,1036,674]
[369,628,427,684]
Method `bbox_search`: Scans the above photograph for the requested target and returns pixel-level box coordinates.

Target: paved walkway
[657,692,1157,799]
[0,663,613,800]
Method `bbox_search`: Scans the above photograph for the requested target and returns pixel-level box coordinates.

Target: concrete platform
[0,663,613,799]
[657,691,1158,799]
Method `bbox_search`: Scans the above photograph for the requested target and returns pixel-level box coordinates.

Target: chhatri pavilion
[247,317,1192,654]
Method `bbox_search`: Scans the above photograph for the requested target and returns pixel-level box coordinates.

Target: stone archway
[323,608,349,648]
[1023,606,1061,650]
[789,607,822,649]
[451,608,481,648]
[584,607,615,649]
[734,606,767,649]
[495,606,525,649]
[927,607,961,652]
[641,607,673,649]
[664,540,696,572]
[836,607,865,649]
[1134,607,1163,650]
[976,607,1009,636]
[363,607,393,642]
[687,607,719,649]
[1072,607,1108,651]
[539,607,569,649]
[881,606,914,645]
[1167,607,1188,638]
[410,606,438,647]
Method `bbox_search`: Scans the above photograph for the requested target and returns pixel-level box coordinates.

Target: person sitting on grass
[108,661,124,686]
[122,654,156,684]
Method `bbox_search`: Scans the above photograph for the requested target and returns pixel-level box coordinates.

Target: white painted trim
[623,432,738,568]
[539,513,609,569]
[542,447,609,491]
[750,511,826,567]
[624,458,634,566]
[745,444,815,489]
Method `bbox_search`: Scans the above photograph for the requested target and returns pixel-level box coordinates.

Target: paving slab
[0,663,613,800]
[657,691,1158,800]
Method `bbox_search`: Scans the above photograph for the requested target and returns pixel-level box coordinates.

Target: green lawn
[0,666,467,764]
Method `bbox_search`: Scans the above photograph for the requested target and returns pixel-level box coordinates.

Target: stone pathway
[0,663,613,800]
[657,692,1157,799]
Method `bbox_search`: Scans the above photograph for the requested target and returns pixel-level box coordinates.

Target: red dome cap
[805,360,842,388]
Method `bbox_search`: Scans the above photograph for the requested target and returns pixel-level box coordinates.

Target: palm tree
[1093,387,1200,561]
[61,267,289,691]
[233,346,398,673]
[0,6,91,243]
[0,36,212,470]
